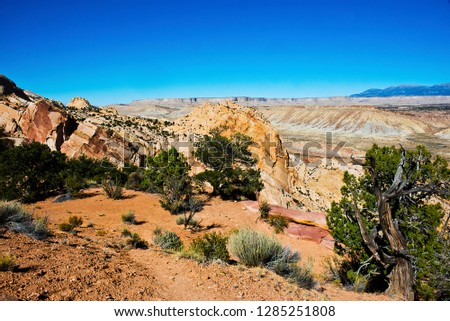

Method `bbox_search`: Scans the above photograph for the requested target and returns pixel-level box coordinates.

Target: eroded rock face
[18,100,71,151]
[171,101,302,207]
[0,75,155,167]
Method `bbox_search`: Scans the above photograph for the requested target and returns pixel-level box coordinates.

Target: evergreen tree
[327,144,450,300]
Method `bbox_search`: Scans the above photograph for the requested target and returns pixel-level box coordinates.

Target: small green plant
[102,178,123,199]
[58,223,73,232]
[0,253,17,272]
[228,228,284,267]
[68,216,83,228]
[59,215,83,232]
[33,216,51,240]
[176,215,199,229]
[127,233,148,249]
[153,228,183,251]
[187,232,230,263]
[268,215,288,234]
[121,210,137,225]
[121,228,131,237]
[259,201,270,220]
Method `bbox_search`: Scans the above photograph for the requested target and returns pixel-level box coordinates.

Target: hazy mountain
[351,83,450,97]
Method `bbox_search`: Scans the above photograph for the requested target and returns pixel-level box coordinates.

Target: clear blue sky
[1,0,450,105]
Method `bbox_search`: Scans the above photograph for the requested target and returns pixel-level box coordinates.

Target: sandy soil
[0,188,390,301]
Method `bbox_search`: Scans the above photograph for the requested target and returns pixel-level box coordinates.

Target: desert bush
[32,216,51,240]
[0,201,50,240]
[322,256,342,283]
[0,253,17,272]
[265,247,300,276]
[188,232,230,263]
[288,259,317,290]
[58,223,73,232]
[125,232,148,249]
[262,244,316,289]
[176,215,199,228]
[228,228,283,267]
[121,210,137,225]
[268,215,288,234]
[121,228,132,237]
[228,228,317,290]
[68,216,83,228]
[102,178,123,199]
[153,228,183,251]
[59,215,83,232]
[0,201,32,226]
[64,175,85,198]
[259,201,270,220]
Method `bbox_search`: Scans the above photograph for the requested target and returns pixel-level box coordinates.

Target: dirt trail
[1,188,390,301]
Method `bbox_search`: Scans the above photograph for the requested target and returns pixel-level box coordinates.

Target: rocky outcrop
[242,200,334,249]
[171,101,302,207]
[0,75,161,167]
[0,75,29,101]
[67,97,92,109]
[18,99,75,151]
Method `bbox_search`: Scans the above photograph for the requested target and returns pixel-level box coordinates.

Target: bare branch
[349,190,383,264]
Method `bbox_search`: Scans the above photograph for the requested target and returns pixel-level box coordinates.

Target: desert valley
[1,75,449,301]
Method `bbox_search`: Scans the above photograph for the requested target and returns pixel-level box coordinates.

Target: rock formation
[170,101,303,207]
[0,74,166,167]
[67,97,93,109]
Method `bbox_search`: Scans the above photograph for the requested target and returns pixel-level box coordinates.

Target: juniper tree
[327,144,449,300]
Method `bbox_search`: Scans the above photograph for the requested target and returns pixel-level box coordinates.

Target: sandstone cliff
[170,101,303,207]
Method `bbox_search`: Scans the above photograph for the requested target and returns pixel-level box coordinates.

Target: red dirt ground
[0,188,391,301]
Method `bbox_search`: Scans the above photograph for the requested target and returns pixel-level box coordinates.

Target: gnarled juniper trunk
[379,201,414,300]
[388,256,414,301]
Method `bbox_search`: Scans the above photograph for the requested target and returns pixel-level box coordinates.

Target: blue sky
[1,0,450,105]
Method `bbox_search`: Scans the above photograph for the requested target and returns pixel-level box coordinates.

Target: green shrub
[121,228,148,249]
[288,259,317,290]
[153,229,183,251]
[0,201,50,240]
[194,130,263,200]
[228,228,283,267]
[126,232,148,249]
[32,216,51,240]
[259,201,270,220]
[268,215,288,234]
[64,174,85,198]
[68,216,83,228]
[102,178,123,199]
[0,142,67,202]
[58,223,73,232]
[265,247,300,276]
[188,232,230,263]
[0,253,17,272]
[59,215,83,232]
[0,201,32,226]
[121,228,131,237]
[121,210,137,225]
[176,215,199,228]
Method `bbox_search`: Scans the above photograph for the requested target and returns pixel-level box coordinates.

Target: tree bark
[387,256,414,301]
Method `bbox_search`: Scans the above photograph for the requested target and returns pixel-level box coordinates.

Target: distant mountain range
[351,83,450,97]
